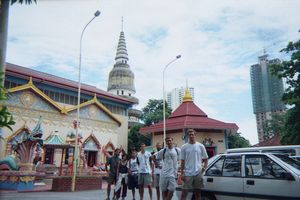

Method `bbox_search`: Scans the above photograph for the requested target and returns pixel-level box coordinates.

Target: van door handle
[207,178,213,182]
[246,180,255,185]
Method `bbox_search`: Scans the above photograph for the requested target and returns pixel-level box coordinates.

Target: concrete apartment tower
[250,53,285,142]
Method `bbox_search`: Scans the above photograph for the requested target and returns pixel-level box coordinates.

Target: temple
[1,62,135,169]
[140,87,239,157]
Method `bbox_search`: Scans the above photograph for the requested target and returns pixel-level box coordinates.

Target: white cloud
[6,0,300,144]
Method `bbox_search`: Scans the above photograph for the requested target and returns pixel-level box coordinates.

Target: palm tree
[0,0,36,86]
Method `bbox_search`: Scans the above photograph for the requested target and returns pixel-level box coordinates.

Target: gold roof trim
[66,95,122,126]
[8,77,63,112]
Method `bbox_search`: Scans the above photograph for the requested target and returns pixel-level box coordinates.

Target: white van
[226,145,300,156]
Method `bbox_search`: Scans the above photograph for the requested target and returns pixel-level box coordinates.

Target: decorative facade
[1,63,135,168]
[140,88,238,157]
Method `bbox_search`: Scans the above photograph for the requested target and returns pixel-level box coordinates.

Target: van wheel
[202,193,216,200]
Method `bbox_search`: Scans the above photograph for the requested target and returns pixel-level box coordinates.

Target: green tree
[228,132,251,149]
[0,0,36,86]
[141,99,172,126]
[127,124,151,152]
[0,72,15,131]
[263,113,286,140]
[270,36,300,144]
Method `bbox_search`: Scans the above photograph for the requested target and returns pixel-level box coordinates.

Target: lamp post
[163,55,181,147]
[71,10,100,192]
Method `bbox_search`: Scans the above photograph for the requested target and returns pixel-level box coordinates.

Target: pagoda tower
[107,23,141,128]
[107,29,138,104]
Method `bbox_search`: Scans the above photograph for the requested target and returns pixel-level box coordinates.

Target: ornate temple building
[1,62,135,168]
[140,88,239,157]
[107,29,142,128]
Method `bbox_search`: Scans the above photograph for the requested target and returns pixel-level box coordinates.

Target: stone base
[52,175,102,192]
[0,171,38,191]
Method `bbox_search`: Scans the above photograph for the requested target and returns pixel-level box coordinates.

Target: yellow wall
[152,130,226,154]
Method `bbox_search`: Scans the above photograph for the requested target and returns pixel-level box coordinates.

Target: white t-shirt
[137,151,152,174]
[180,142,208,176]
[153,151,163,175]
[156,147,181,178]
[127,158,139,175]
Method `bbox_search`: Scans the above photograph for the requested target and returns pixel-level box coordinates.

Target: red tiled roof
[253,134,281,147]
[140,101,238,134]
[170,101,207,118]
[5,63,134,105]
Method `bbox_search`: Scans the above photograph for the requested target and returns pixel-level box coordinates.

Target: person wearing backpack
[155,137,181,200]
[137,143,154,200]
[127,149,139,200]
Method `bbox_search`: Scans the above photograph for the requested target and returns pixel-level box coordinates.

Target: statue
[66,121,87,172]
[0,117,44,191]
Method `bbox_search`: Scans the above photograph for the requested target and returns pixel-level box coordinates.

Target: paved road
[0,189,181,200]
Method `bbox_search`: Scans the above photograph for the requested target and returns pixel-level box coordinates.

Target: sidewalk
[0,180,180,200]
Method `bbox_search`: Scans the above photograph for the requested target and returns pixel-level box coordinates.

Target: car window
[274,154,300,170]
[222,156,242,177]
[245,155,289,179]
[206,156,225,176]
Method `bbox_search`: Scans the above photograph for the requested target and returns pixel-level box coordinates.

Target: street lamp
[163,55,181,147]
[71,10,100,192]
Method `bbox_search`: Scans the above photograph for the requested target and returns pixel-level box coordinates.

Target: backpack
[162,147,179,160]
[129,157,139,168]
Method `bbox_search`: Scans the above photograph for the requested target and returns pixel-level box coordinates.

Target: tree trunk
[0,0,10,87]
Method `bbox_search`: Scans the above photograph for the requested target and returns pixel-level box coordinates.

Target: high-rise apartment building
[250,54,285,142]
[167,87,194,110]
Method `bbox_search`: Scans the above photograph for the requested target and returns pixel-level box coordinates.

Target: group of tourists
[105,128,208,200]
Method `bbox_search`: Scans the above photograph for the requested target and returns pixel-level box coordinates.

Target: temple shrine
[140,88,239,157]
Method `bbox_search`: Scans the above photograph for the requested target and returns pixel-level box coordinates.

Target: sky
[6,0,300,145]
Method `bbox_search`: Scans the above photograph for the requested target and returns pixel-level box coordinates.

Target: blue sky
[6,0,300,144]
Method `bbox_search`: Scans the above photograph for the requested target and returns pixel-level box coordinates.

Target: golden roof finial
[183,80,193,102]
[93,93,97,101]
[28,77,33,86]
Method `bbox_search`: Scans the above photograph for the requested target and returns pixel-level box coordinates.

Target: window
[65,94,70,104]
[44,148,55,164]
[122,90,124,95]
[222,156,242,177]
[245,155,288,179]
[206,156,224,176]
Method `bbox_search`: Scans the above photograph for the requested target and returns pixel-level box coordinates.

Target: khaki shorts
[138,173,152,186]
[182,173,203,190]
[159,176,177,192]
[153,174,160,187]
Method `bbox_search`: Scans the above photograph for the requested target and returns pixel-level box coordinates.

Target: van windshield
[274,154,300,170]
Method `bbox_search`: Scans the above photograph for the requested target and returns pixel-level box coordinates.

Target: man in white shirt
[155,137,180,200]
[127,149,139,200]
[137,143,153,200]
[180,129,208,200]
[153,142,163,200]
